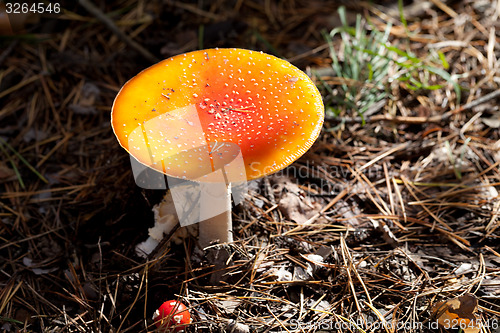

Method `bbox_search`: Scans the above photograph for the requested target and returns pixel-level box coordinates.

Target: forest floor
[1,0,499,332]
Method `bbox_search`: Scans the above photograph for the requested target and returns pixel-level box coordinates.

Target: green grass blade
[398,0,408,31]
[0,137,48,184]
[252,30,282,58]
[0,142,25,189]
[437,51,450,70]
[0,316,24,325]
[423,65,461,102]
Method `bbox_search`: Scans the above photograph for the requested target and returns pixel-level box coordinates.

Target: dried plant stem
[78,0,158,63]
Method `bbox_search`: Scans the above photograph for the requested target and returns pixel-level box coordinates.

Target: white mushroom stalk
[198,183,232,248]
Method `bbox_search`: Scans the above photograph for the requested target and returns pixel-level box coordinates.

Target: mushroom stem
[198,183,233,248]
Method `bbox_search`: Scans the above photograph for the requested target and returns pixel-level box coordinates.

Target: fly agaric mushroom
[111,48,324,248]
[153,300,191,331]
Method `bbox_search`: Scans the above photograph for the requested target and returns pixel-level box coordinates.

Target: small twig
[0,40,18,67]
[358,143,408,172]
[286,43,330,63]
[451,89,500,115]
[78,0,159,63]
[263,177,280,221]
[281,187,349,236]
[325,113,446,124]
[327,89,500,125]
[148,223,180,260]
[170,0,222,20]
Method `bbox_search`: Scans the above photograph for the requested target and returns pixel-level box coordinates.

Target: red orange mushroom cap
[153,300,191,331]
[111,48,324,181]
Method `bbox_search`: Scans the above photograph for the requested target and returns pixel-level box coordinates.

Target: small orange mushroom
[153,300,191,331]
[112,48,324,248]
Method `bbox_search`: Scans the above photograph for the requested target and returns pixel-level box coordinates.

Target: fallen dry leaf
[269,175,323,225]
[431,294,481,333]
[0,162,15,180]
